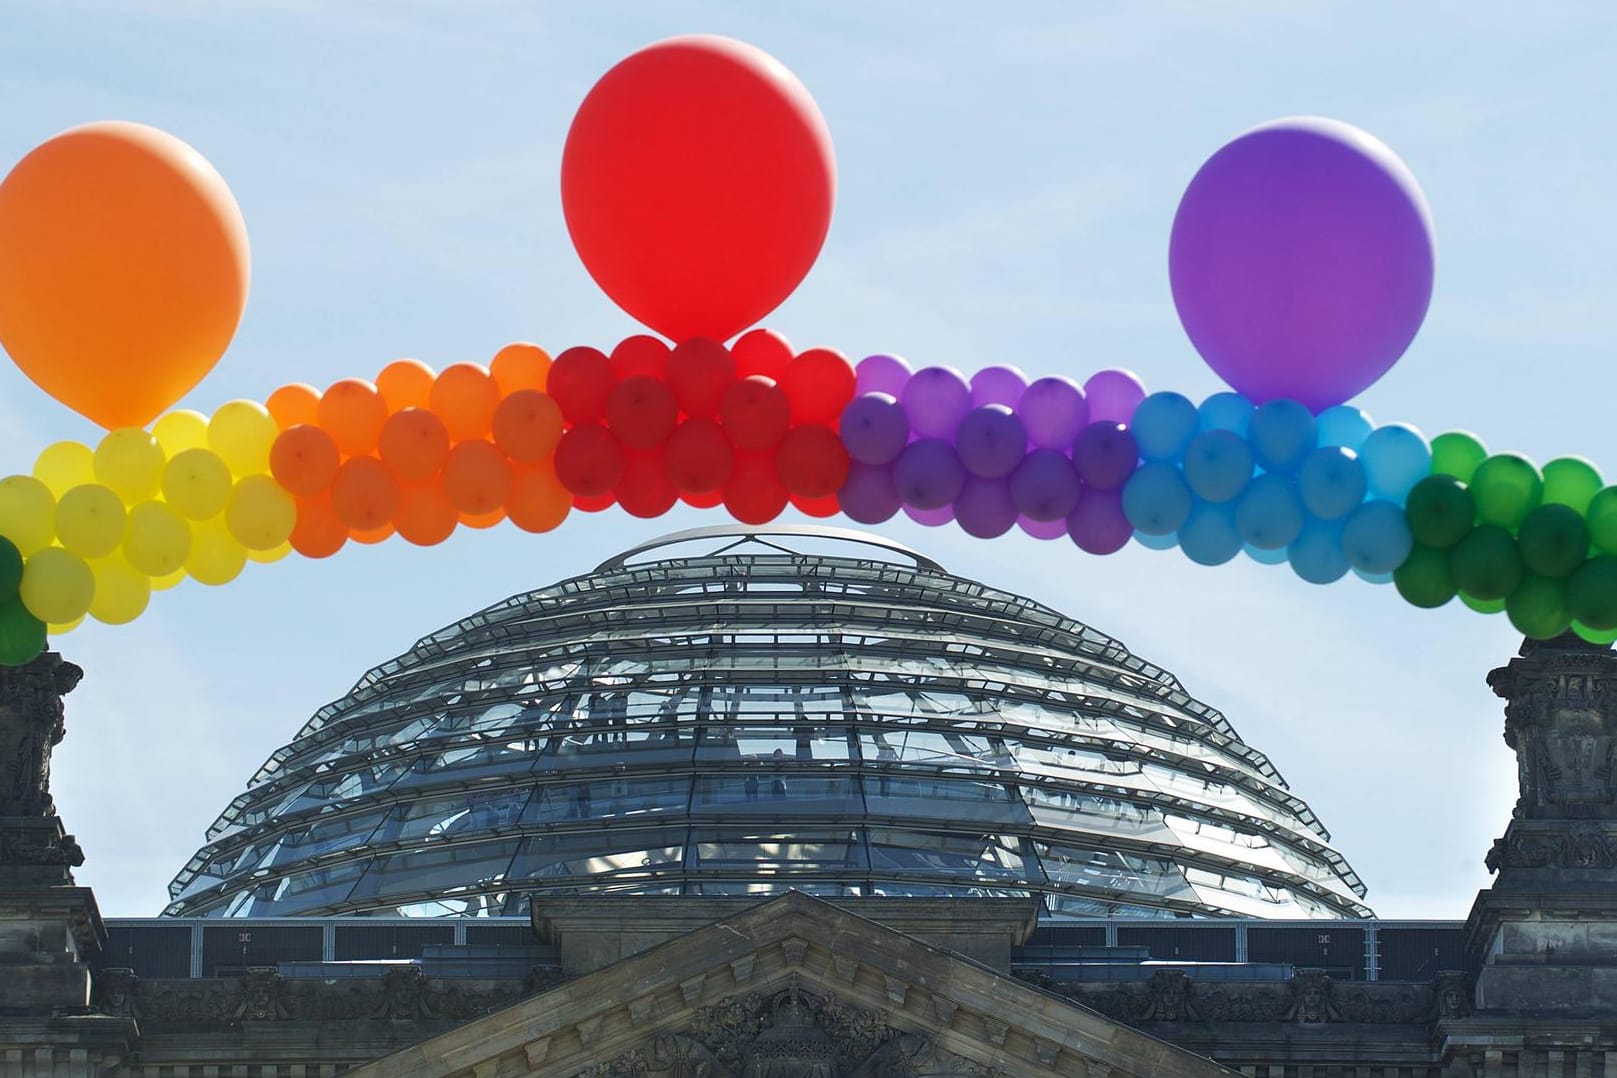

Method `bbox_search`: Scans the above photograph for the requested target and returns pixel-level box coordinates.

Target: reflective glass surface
[166,526,1370,920]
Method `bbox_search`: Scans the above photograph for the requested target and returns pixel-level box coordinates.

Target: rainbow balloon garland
[0,36,1608,665]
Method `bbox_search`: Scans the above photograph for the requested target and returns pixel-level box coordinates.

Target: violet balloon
[838,462,900,524]
[971,365,1027,409]
[901,366,972,440]
[955,405,1027,479]
[1010,449,1081,522]
[954,475,1017,538]
[893,438,966,510]
[839,393,910,465]
[1068,488,1132,555]
[855,353,911,397]
[1019,514,1069,540]
[1083,369,1146,424]
[1169,118,1436,411]
[1072,421,1139,490]
[1020,376,1088,450]
[905,503,955,526]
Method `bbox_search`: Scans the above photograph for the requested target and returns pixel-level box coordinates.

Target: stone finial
[0,649,81,819]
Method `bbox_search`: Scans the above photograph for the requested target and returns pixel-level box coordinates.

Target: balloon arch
[0,35,1606,666]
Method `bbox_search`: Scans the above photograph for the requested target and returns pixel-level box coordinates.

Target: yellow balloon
[123,500,192,577]
[88,554,150,625]
[245,540,291,564]
[54,484,127,559]
[185,516,246,586]
[151,567,186,591]
[33,441,96,497]
[19,546,94,624]
[208,400,277,477]
[94,427,166,502]
[0,476,56,556]
[152,409,210,456]
[161,448,233,520]
[225,474,297,550]
[47,613,86,635]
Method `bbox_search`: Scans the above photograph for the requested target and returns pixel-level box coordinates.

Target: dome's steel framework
[166,527,1371,920]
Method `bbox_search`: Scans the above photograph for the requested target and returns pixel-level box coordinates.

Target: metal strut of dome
[165,527,1371,921]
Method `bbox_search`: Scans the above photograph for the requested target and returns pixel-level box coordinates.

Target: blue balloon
[1316,405,1374,452]
[1198,392,1254,436]
[1288,519,1350,584]
[1359,423,1430,503]
[1179,500,1242,566]
[1134,529,1179,551]
[1244,542,1289,565]
[1297,446,1367,521]
[1340,499,1415,574]
[1131,392,1199,462]
[1183,430,1253,503]
[1235,472,1306,549]
[1247,399,1317,473]
[1353,566,1395,585]
[1122,461,1193,535]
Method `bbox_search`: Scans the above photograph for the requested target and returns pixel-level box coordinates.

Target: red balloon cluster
[550,331,854,523]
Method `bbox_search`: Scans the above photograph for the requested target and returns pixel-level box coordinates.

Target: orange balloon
[491,343,551,395]
[430,363,499,442]
[0,123,249,428]
[395,482,458,546]
[350,522,396,545]
[459,507,507,530]
[492,390,563,462]
[266,383,320,429]
[317,379,387,456]
[377,408,450,482]
[269,425,341,498]
[440,440,511,515]
[289,494,347,559]
[376,359,436,412]
[329,457,399,532]
[508,460,571,533]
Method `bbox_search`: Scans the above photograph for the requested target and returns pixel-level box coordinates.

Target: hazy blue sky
[3,2,1614,918]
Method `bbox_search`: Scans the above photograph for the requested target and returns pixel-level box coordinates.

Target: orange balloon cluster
[269,344,566,557]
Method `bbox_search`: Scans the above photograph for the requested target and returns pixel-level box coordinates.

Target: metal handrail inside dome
[596,524,944,573]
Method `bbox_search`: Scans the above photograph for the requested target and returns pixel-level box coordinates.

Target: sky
[2,1,1615,919]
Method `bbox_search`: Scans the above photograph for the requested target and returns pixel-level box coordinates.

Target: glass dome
[165,526,1371,920]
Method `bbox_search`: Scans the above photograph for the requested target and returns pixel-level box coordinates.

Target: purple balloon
[1169,118,1435,412]
[839,393,910,465]
[894,439,966,510]
[1010,449,1081,521]
[955,405,1028,479]
[971,365,1028,409]
[838,462,901,524]
[901,367,972,441]
[1019,514,1068,540]
[1083,369,1146,424]
[954,475,1017,538]
[1072,421,1139,490]
[855,353,912,397]
[1068,488,1132,555]
[905,503,955,526]
[1020,376,1088,450]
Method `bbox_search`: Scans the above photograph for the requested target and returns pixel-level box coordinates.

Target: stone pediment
[350,892,1235,1078]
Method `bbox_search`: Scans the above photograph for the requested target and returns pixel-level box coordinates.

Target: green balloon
[1574,620,1617,646]
[1460,592,1507,614]
[1431,432,1488,483]
[1470,454,1542,531]
[1542,457,1603,514]
[1403,476,1476,549]
[1588,488,1617,555]
[1394,544,1456,608]
[0,598,45,667]
[1507,575,1572,639]
[1566,555,1617,631]
[1517,504,1591,579]
[0,537,21,602]
[1450,525,1524,601]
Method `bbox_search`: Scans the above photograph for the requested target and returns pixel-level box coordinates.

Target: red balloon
[611,335,670,380]
[682,489,723,509]
[548,346,614,425]
[720,376,790,451]
[732,328,792,380]
[782,348,856,426]
[791,492,841,518]
[607,376,678,449]
[618,449,678,518]
[724,451,788,525]
[561,36,835,342]
[554,424,624,497]
[776,425,850,498]
[668,338,736,418]
[574,491,617,512]
[665,418,735,493]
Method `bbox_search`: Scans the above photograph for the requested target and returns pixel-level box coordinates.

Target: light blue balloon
[1244,542,1289,565]
[1131,392,1199,462]
[1247,399,1317,473]
[1133,529,1179,551]
[1340,499,1415,574]
[1183,430,1254,504]
[1359,423,1431,503]
[1288,519,1350,584]
[1198,392,1254,436]
[1179,500,1242,566]
[1234,472,1306,549]
[1316,405,1374,452]
[1122,461,1193,535]
[1353,566,1395,585]
[1297,446,1368,521]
